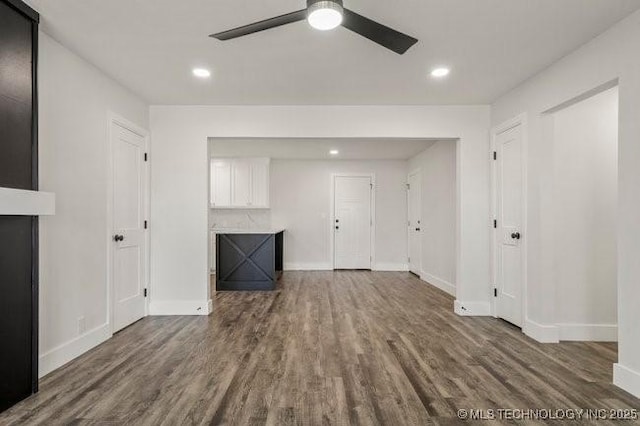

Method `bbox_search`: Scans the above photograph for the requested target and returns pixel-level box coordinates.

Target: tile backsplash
[210,209,271,230]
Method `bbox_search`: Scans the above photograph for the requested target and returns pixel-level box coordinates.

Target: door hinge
[494,288,498,297]
[493,219,497,229]
[144,288,148,297]
[493,151,497,160]
[406,183,410,190]
[144,153,148,162]
[144,220,148,229]
[408,257,410,263]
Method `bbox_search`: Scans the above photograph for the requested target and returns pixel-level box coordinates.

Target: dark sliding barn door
[0,0,39,413]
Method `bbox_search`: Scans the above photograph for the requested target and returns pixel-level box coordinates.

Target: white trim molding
[39,323,111,378]
[614,364,640,398]
[454,300,491,316]
[523,318,559,343]
[149,299,212,316]
[421,272,455,296]
[0,187,55,216]
[374,263,409,272]
[557,323,617,342]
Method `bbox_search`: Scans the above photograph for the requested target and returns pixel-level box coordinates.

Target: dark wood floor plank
[1,271,638,425]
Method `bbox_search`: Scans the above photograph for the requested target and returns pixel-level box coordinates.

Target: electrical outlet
[77,316,86,335]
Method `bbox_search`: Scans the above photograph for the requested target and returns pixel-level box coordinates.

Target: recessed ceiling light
[329,150,339,155]
[193,68,211,78]
[431,67,450,78]
[308,1,344,31]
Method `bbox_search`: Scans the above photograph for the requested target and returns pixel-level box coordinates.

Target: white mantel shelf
[0,187,56,216]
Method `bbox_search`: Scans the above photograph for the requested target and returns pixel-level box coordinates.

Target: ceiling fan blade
[210,9,307,40]
[342,9,418,55]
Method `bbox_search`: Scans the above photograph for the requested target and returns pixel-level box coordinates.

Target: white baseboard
[614,363,640,398]
[149,299,212,316]
[39,323,111,378]
[373,263,408,272]
[454,300,491,316]
[557,323,617,342]
[284,263,333,271]
[523,318,559,343]
[421,272,455,296]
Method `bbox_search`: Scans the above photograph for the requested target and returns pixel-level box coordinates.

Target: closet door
[0,0,39,413]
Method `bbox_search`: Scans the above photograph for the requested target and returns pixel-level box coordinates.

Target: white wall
[38,32,149,376]
[270,159,408,271]
[409,142,457,295]
[553,87,618,341]
[491,9,640,396]
[149,105,490,315]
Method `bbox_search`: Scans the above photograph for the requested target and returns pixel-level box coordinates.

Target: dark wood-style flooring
[1,271,638,425]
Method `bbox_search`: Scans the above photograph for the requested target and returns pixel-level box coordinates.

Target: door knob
[511,232,521,240]
[415,228,421,231]
[335,226,339,230]
[113,234,124,242]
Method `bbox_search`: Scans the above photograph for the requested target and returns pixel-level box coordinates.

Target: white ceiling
[209,138,444,160]
[28,0,640,105]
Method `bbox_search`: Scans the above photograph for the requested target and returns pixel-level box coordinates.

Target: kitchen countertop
[212,228,285,235]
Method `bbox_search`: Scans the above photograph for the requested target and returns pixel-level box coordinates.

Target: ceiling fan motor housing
[307,0,344,16]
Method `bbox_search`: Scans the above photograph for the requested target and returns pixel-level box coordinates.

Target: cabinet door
[232,160,251,207]
[210,160,231,207]
[250,159,270,208]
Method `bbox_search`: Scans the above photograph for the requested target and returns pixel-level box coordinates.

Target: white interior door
[111,121,147,333]
[408,171,422,275]
[334,176,372,270]
[495,124,524,327]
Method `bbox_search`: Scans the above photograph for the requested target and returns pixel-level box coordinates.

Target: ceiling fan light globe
[307,1,344,31]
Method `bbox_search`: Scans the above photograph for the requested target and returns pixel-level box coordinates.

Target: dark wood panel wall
[0,0,39,413]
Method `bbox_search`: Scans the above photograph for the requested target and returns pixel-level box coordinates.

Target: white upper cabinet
[250,158,270,208]
[210,158,270,209]
[231,159,252,207]
[210,160,231,207]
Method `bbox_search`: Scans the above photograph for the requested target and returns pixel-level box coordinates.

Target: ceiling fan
[210,0,418,55]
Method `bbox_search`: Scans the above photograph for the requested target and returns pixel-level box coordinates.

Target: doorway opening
[549,84,619,341]
[408,141,458,297]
